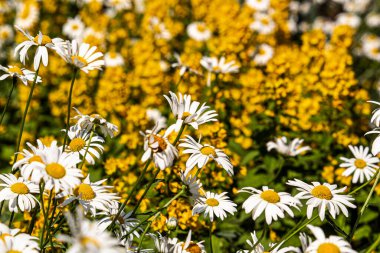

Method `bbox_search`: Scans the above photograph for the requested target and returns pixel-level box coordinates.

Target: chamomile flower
[368,100,380,127]
[192,191,237,222]
[305,225,357,253]
[0,222,20,237]
[12,139,47,182]
[14,2,39,29]
[266,136,311,157]
[40,142,83,194]
[0,174,39,213]
[104,52,125,67]
[179,135,233,176]
[164,91,218,132]
[71,107,119,138]
[150,233,173,253]
[0,233,40,253]
[0,65,42,85]
[250,12,276,35]
[63,16,85,40]
[187,22,211,42]
[340,145,379,184]
[106,0,133,11]
[287,179,356,220]
[180,172,203,199]
[336,13,361,29]
[58,208,123,253]
[61,175,120,216]
[14,26,64,70]
[171,230,206,253]
[171,53,202,76]
[149,17,172,40]
[141,125,178,170]
[246,0,270,11]
[0,24,14,45]
[98,201,141,242]
[253,44,274,66]
[200,56,240,86]
[239,186,301,225]
[64,126,105,165]
[55,40,105,73]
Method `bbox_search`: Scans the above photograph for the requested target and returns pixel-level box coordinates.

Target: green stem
[0,201,4,217]
[268,215,318,251]
[13,67,40,167]
[79,125,95,170]
[349,170,379,195]
[173,124,186,145]
[44,198,58,243]
[137,221,152,252]
[209,222,214,253]
[109,160,152,231]
[8,211,15,227]
[62,68,78,151]
[360,170,380,216]
[28,206,40,234]
[0,76,17,126]
[251,223,267,249]
[365,234,380,253]
[174,75,183,93]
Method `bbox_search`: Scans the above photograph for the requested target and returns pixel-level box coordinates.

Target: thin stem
[209,222,214,253]
[28,206,40,234]
[0,77,17,126]
[13,67,40,167]
[0,201,4,217]
[132,168,160,215]
[137,221,152,252]
[360,170,380,216]
[62,68,78,151]
[251,223,267,249]
[349,170,379,195]
[109,160,152,230]
[79,125,95,170]
[269,215,318,251]
[8,211,15,227]
[45,198,58,243]
[173,124,186,145]
[365,234,380,253]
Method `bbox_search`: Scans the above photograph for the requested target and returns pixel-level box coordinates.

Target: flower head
[267,136,311,156]
[0,65,41,85]
[187,22,211,42]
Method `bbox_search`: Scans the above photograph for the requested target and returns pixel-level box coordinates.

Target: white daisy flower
[12,139,47,182]
[250,12,276,35]
[14,26,64,70]
[180,171,203,199]
[236,231,300,253]
[98,201,141,243]
[171,230,206,253]
[366,13,380,28]
[239,186,301,225]
[0,174,39,213]
[106,0,133,11]
[0,222,20,237]
[61,175,120,216]
[368,100,380,127]
[192,191,237,222]
[104,52,125,67]
[287,179,356,220]
[147,108,167,130]
[171,53,202,76]
[40,142,83,194]
[55,40,104,73]
[0,65,42,85]
[246,0,270,11]
[0,24,14,45]
[149,233,173,253]
[0,232,40,253]
[305,225,357,253]
[164,91,218,132]
[266,136,311,157]
[336,13,361,29]
[179,135,233,176]
[64,126,105,165]
[253,44,274,66]
[58,208,123,253]
[14,2,39,30]
[149,17,172,40]
[141,125,178,170]
[187,22,211,42]
[200,56,239,86]
[63,16,85,40]
[71,107,119,138]
[340,145,379,184]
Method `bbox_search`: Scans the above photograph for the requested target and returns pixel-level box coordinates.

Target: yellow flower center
[0,30,9,39]
[354,159,366,169]
[33,35,52,45]
[182,111,192,118]
[20,3,31,19]
[28,155,43,163]
[80,236,100,248]
[109,52,117,58]
[45,163,66,179]
[74,184,96,200]
[258,48,266,55]
[7,250,22,253]
[0,233,10,242]
[69,138,86,152]
[200,146,216,156]
[187,243,202,253]
[71,55,88,67]
[206,198,219,207]
[152,135,168,152]
[8,66,23,75]
[311,185,333,200]
[10,182,29,194]
[317,243,340,253]
[260,190,280,203]
[212,65,221,72]
[72,24,79,30]
[197,24,207,33]
[261,18,270,25]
